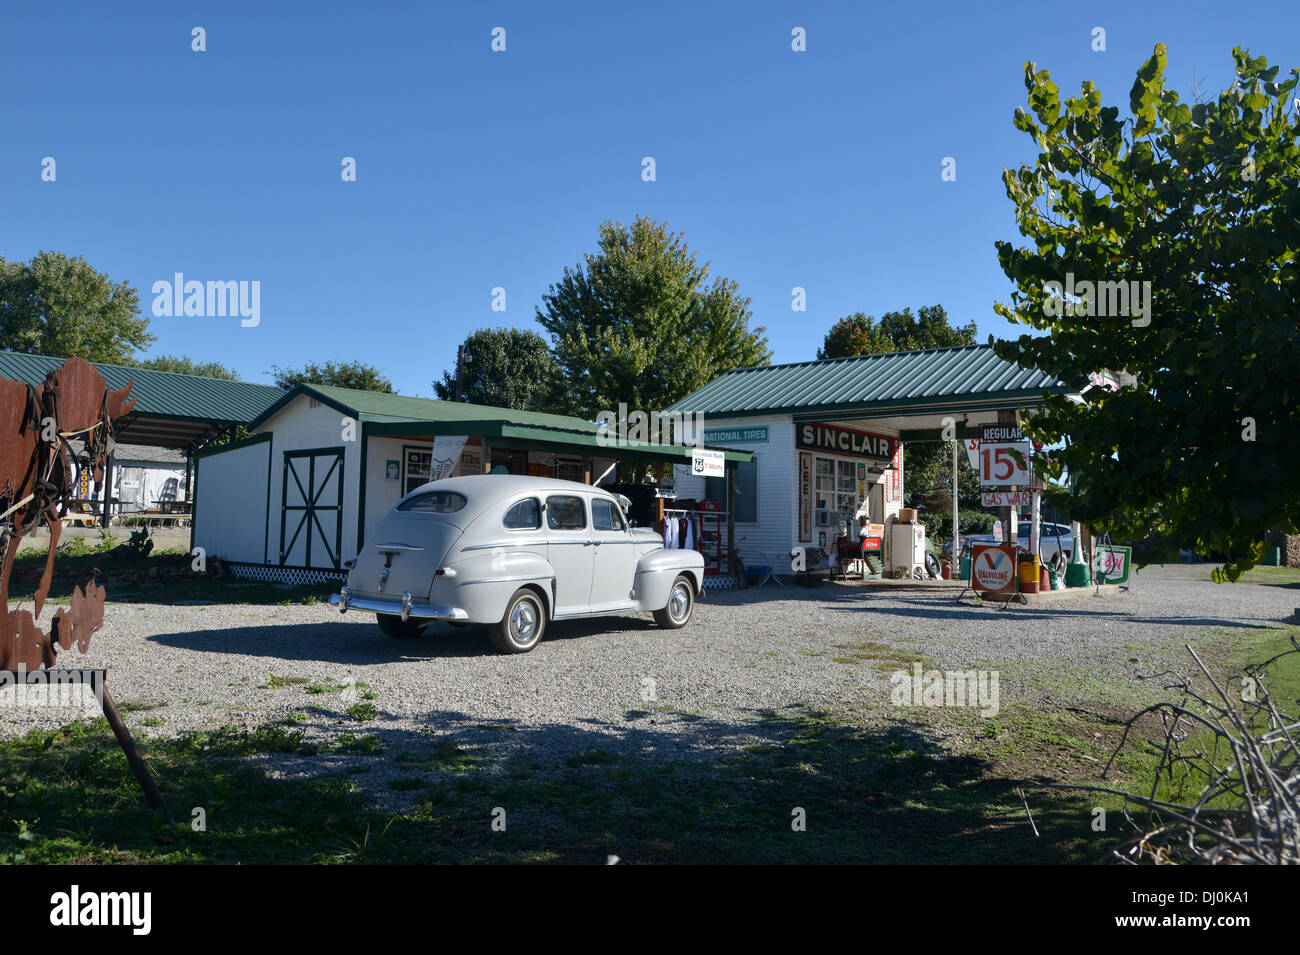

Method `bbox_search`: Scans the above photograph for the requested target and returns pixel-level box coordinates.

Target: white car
[330,475,704,653]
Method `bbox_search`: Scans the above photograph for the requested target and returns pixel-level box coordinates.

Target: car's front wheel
[488,588,546,653]
[653,575,695,629]
[377,613,427,639]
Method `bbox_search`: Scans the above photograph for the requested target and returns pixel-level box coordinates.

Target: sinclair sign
[796,422,895,460]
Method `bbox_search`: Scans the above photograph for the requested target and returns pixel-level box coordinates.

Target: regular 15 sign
[979,442,1031,487]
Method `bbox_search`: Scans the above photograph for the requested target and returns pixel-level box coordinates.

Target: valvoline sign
[971,543,1017,595]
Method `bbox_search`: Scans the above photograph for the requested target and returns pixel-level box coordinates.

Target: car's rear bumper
[330,588,469,623]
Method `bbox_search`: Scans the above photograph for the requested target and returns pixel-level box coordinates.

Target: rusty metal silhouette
[0,359,171,822]
[1,357,135,668]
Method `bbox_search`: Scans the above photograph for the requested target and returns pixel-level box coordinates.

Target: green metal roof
[0,351,283,424]
[666,344,1068,418]
[278,384,754,463]
[261,383,599,433]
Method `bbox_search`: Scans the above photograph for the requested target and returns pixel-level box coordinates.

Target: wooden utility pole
[997,409,1018,545]
[454,345,466,402]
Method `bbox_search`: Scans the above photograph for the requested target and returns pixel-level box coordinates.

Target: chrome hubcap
[670,584,690,620]
[510,600,537,642]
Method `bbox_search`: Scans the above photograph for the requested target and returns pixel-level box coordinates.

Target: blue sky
[2,0,1295,395]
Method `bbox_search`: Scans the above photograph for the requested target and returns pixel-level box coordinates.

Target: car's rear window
[503,498,541,530]
[397,491,467,513]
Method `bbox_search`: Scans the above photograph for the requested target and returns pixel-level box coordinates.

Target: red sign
[979,442,1031,487]
[971,543,1017,595]
[982,491,1031,507]
[861,536,882,550]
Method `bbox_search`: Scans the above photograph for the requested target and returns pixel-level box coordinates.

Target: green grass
[829,641,928,673]
[346,702,377,722]
[118,699,168,713]
[1196,564,1300,588]
[5,615,1294,864]
[267,675,310,689]
[0,705,1121,864]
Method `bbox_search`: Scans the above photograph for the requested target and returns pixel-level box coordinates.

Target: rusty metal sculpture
[0,357,135,666]
[0,358,172,822]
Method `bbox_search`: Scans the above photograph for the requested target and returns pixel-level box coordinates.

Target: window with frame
[705,458,758,523]
[503,498,541,530]
[397,491,466,513]
[545,495,587,530]
[592,497,626,532]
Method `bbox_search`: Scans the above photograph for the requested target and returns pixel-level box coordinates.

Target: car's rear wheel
[653,575,695,629]
[377,613,427,639]
[488,588,546,653]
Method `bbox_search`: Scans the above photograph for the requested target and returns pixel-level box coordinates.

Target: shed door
[280,448,345,569]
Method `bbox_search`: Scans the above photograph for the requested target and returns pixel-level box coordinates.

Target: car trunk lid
[348,513,464,600]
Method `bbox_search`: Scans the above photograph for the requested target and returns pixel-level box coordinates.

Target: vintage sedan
[329,475,703,653]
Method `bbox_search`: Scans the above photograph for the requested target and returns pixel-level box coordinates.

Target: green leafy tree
[818,305,977,359]
[878,306,979,352]
[433,328,561,410]
[819,304,984,539]
[536,216,771,422]
[271,360,394,393]
[0,251,154,362]
[135,354,240,380]
[817,312,893,359]
[992,45,1300,579]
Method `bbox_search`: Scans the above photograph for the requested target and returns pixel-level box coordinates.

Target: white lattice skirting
[701,575,741,591]
[227,563,347,586]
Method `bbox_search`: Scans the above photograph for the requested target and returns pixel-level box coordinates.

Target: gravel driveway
[4,565,1295,803]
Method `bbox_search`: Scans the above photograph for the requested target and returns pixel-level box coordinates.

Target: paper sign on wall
[691,448,725,478]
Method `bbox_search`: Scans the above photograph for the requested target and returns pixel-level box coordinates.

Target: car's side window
[503,498,541,530]
[546,495,587,531]
[592,498,625,532]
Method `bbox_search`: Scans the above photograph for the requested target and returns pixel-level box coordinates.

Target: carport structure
[665,344,1070,570]
[0,351,283,524]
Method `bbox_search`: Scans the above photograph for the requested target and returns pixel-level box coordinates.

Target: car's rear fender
[439,548,555,624]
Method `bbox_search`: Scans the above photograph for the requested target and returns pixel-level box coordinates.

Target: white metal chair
[753,550,792,588]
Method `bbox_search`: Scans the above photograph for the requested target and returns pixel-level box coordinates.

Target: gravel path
[3,564,1295,805]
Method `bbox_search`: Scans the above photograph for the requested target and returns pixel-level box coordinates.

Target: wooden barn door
[279,448,345,569]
